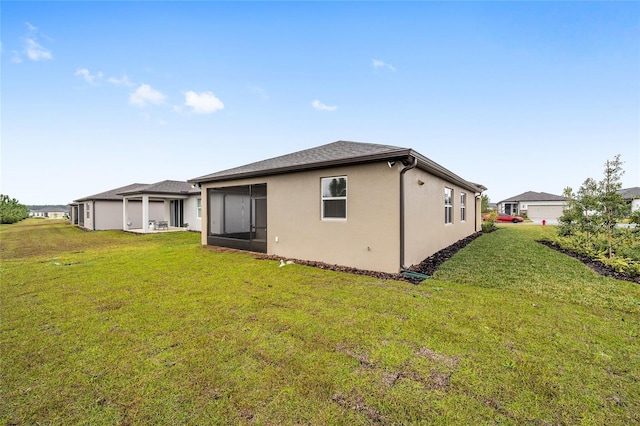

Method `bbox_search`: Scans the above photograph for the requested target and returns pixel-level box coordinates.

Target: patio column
[123,197,129,230]
[164,199,171,225]
[142,195,149,233]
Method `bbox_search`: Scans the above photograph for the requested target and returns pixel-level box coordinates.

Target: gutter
[399,155,418,271]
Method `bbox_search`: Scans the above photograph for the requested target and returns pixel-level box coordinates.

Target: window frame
[444,187,453,224]
[321,176,347,221]
[196,197,202,219]
[460,192,466,222]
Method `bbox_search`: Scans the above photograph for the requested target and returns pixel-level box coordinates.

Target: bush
[0,194,29,224]
[482,211,497,233]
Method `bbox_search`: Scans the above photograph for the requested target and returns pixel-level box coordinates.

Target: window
[460,192,466,222]
[86,203,91,219]
[197,198,202,218]
[444,188,453,224]
[322,176,347,219]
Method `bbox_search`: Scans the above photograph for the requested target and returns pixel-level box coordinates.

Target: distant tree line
[0,195,30,224]
[557,155,639,277]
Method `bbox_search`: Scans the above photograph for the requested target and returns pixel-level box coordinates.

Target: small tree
[598,155,629,258]
[555,155,639,277]
[481,194,490,213]
[558,186,578,236]
[558,181,598,235]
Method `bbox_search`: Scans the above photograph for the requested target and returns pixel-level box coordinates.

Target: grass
[1,220,639,425]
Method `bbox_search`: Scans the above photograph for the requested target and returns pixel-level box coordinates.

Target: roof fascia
[118,191,191,199]
[412,150,485,193]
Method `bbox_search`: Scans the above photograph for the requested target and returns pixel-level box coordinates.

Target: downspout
[399,155,418,271]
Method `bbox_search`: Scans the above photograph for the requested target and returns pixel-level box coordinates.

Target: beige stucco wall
[200,161,482,273]
[86,200,164,230]
[201,162,401,273]
[92,200,121,230]
[82,201,95,230]
[403,167,479,269]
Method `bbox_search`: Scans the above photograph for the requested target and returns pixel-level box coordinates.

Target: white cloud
[11,22,53,63]
[311,99,337,111]
[108,74,135,87]
[180,91,224,114]
[75,68,103,84]
[25,38,52,61]
[129,84,166,107]
[372,59,396,72]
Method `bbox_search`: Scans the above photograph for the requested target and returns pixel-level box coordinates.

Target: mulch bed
[257,232,483,284]
[257,232,639,285]
[408,233,482,277]
[536,240,640,284]
[257,253,413,283]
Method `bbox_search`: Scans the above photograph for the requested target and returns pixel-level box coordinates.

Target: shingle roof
[190,141,410,183]
[31,207,68,213]
[190,140,485,193]
[499,191,566,203]
[619,187,640,199]
[117,180,198,196]
[73,181,198,203]
[74,183,149,202]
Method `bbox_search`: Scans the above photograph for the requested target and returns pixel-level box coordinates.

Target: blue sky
[2,1,638,205]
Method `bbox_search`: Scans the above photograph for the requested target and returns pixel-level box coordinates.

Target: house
[29,207,68,219]
[497,191,566,224]
[619,187,640,212]
[189,140,486,274]
[118,180,202,233]
[72,183,160,231]
[71,181,202,232]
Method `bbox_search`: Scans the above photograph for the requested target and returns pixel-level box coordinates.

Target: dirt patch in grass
[331,393,385,423]
[337,344,461,393]
[416,347,460,369]
[537,240,640,284]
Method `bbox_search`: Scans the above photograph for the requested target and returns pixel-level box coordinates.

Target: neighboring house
[29,207,68,219]
[497,191,566,223]
[73,183,161,231]
[118,180,202,233]
[189,140,486,274]
[619,187,640,212]
[71,181,202,232]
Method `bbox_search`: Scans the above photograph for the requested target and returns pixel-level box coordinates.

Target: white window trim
[445,187,453,225]
[460,192,466,222]
[197,198,202,219]
[321,176,347,221]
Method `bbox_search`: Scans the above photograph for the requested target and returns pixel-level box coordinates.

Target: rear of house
[73,183,164,231]
[190,141,485,274]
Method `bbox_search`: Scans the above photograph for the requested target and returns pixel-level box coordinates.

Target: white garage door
[527,205,564,221]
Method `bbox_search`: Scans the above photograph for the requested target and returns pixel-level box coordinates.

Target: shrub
[482,211,497,233]
[0,194,29,224]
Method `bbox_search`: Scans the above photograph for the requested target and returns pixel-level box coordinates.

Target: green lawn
[1,220,639,425]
